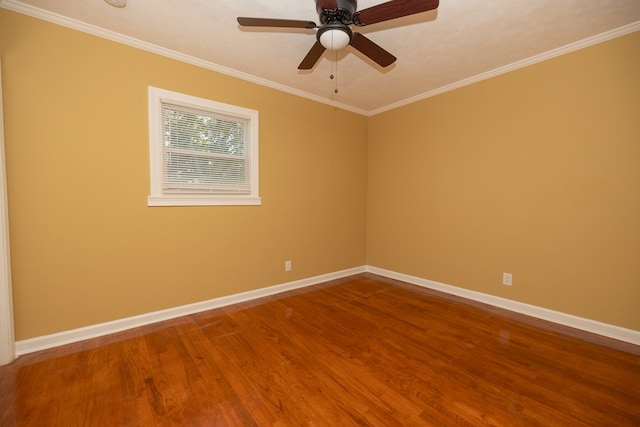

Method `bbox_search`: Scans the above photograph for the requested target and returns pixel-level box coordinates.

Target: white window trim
[147,86,261,206]
[0,61,15,365]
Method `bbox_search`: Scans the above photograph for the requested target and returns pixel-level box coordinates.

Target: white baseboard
[366,266,640,346]
[16,264,640,355]
[15,266,366,356]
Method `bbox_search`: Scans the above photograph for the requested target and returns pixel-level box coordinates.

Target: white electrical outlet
[503,272,512,286]
[285,260,292,272]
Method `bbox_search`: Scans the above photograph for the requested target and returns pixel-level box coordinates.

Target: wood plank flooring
[1,273,639,426]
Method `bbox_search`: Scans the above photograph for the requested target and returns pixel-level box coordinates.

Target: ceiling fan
[237,0,439,70]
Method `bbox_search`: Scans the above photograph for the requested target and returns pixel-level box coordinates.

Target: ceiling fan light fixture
[104,0,126,7]
[237,0,439,69]
[319,27,351,51]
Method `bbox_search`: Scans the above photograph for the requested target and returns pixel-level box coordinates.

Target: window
[148,87,260,206]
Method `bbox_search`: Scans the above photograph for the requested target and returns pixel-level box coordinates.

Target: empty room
[1,0,639,425]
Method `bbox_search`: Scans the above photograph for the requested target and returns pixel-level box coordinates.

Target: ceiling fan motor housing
[317,0,357,25]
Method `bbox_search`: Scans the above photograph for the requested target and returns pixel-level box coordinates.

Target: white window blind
[161,103,250,194]
[148,87,260,206]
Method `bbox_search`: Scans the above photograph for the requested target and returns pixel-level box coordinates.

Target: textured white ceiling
[2,0,640,115]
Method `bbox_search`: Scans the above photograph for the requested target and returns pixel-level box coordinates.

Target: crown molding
[370,21,640,116]
[0,0,369,116]
[1,1,638,116]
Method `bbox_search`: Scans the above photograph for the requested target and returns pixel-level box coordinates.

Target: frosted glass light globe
[319,29,350,51]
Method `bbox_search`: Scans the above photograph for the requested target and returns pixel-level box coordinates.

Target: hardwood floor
[1,273,639,426]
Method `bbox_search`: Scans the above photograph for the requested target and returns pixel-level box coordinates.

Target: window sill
[147,195,262,207]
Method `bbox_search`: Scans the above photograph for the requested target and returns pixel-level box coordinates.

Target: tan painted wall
[0,11,368,340]
[368,32,640,330]
[2,9,639,339]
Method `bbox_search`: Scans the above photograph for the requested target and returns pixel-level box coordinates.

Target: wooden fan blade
[350,33,396,67]
[298,41,326,70]
[355,0,439,26]
[316,0,338,10]
[237,17,317,29]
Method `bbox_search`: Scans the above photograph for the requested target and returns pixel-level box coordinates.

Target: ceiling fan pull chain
[332,50,339,94]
